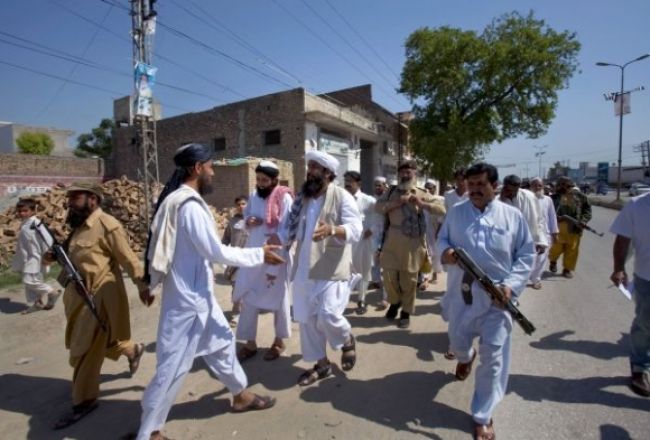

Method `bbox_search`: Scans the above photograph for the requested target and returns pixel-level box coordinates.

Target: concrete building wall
[0,123,74,156]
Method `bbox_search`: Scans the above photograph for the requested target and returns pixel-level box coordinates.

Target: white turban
[374,176,387,183]
[305,150,339,175]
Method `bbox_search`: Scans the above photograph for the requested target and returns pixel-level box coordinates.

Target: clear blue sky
[1,0,648,178]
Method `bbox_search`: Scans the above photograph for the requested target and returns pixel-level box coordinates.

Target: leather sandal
[341,334,356,371]
[297,363,332,386]
[129,343,145,376]
[232,394,276,413]
[237,346,258,362]
[263,343,285,361]
[474,419,495,440]
[455,351,477,381]
[443,350,456,360]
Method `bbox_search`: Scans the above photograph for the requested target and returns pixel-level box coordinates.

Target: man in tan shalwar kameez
[52,182,149,430]
[375,161,445,329]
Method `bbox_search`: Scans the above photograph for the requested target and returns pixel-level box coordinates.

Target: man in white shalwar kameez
[437,163,535,440]
[137,144,283,440]
[234,160,293,362]
[423,179,446,286]
[529,177,559,289]
[277,150,362,386]
[444,168,468,212]
[344,170,376,315]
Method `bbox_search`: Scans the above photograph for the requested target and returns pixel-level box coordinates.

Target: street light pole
[533,145,547,178]
[596,53,650,201]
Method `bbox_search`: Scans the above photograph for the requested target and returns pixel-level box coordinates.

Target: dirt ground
[0,270,475,440]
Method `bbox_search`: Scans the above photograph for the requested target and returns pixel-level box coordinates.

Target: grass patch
[0,265,62,289]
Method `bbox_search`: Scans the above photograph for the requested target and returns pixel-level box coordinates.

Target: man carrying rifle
[47,182,149,430]
[548,176,592,278]
[437,163,535,440]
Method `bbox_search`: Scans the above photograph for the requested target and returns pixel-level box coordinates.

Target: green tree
[400,11,580,181]
[75,118,115,158]
[16,131,55,155]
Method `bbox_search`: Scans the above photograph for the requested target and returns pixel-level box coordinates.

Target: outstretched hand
[139,288,154,307]
[263,244,285,265]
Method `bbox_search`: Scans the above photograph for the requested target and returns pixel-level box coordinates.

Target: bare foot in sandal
[232,391,276,413]
[341,334,356,371]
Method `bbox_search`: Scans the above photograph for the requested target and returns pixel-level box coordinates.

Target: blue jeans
[631,275,650,373]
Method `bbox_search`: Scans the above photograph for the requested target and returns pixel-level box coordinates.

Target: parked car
[629,183,650,196]
[596,183,610,195]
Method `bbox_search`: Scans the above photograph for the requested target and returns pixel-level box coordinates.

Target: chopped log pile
[0,177,231,269]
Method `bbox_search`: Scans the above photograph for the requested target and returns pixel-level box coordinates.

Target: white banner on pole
[614,92,631,116]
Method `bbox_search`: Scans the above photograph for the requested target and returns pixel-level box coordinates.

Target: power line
[322,0,400,80]
[0,35,224,102]
[271,0,405,108]
[300,0,399,92]
[36,2,114,118]
[170,0,302,85]
[53,0,247,99]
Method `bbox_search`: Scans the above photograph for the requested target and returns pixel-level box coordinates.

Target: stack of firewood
[0,177,232,269]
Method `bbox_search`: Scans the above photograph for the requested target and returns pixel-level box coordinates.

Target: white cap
[257,160,278,170]
[305,150,340,175]
[374,176,387,183]
[425,179,436,187]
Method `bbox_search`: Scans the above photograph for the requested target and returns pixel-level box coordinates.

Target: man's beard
[66,206,92,228]
[257,184,276,199]
[302,174,325,197]
[198,173,213,195]
[398,176,414,190]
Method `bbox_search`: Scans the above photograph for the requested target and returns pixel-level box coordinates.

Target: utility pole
[634,140,650,177]
[131,0,159,223]
[533,145,547,178]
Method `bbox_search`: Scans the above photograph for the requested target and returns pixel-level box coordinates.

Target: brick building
[111,85,408,194]
[0,121,74,156]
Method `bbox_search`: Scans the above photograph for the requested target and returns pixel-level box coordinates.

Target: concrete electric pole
[131,0,159,223]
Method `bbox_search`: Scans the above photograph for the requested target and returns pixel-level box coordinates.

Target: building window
[213,137,226,152]
[264,129,281,146]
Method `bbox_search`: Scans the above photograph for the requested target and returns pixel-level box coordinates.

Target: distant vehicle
[629,183,650,196]
[596,183,610,195]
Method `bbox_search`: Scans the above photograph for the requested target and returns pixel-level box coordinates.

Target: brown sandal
[129,343,145,376]
[237,346,258,362]
[232,394,276,413]
[455,351,477,381]
[263,343,285,361]
[297,363,332,386]
[474,419,495,440]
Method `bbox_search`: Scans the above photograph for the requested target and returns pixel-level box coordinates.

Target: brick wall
[112,88,307,190]
[0,153,104,198]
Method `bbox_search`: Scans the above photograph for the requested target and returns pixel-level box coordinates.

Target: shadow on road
[356,330,450,362]
[599,423,633,439]
[0,297,28,314]
[299,370,470,439]
[508,373,650,412]
[529,330,628,360]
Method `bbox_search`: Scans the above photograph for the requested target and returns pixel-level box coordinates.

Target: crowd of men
[10,143,649,440]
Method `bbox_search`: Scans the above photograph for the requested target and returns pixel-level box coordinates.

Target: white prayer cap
[425,179,436,187]
[305,150,339,175]
[374,176,387,183]
[258,160,278,170]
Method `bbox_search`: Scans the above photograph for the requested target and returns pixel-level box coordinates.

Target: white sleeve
[610,200,634,238]
[339,190,363,244]
[180,201,264,267]
[546,197,559,234]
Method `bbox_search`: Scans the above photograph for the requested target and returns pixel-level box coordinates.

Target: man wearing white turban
[276,150,363,386]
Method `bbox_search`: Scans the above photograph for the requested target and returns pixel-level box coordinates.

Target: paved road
[0,206,648,439]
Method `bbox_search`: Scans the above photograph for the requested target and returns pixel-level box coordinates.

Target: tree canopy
[16,131,55,155]
[399,11,581,181]
[75,118,115,159]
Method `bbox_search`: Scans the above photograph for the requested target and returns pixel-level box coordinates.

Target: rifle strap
[461,271,474,305]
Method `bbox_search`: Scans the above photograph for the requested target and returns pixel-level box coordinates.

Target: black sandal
[53,401,98,430]
[341,334,356,371]
[297,363,332,386]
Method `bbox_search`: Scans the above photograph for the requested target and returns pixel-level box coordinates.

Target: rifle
[32,220,106,331]
[559,215,604,237]
[453,247,536,335]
